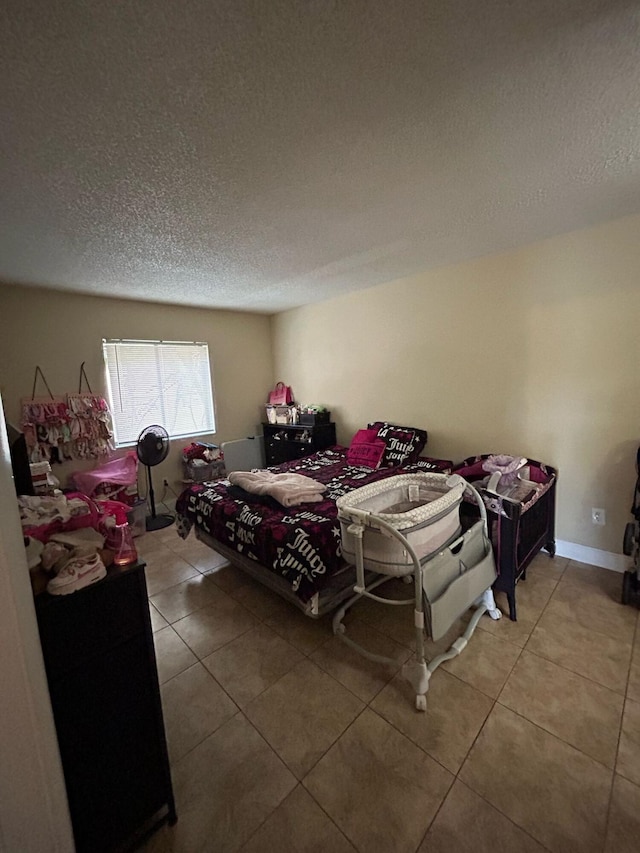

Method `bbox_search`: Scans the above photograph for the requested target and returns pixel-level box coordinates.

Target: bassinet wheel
[415,695,427,712]
[623,522,636,557]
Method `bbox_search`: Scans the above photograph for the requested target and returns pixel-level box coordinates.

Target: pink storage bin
[71,452,138,498]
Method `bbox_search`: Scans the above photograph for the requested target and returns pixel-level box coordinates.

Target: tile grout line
[425,778,557,853]
[519,645,629,698]
[241,778,356,853]
[297,703,389,851]
[509,567,627,774]
[150,549,629,851]
[146,544,367,846]
[521,573,635,697]
[492,567,624,850]
[492,699,618,774]
[423,566,564,848]
[160,616,354,795]
[411,769,457,853]
[160,590,372,787]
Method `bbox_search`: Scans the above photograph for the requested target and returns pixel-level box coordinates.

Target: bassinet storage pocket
[422,522,496,640]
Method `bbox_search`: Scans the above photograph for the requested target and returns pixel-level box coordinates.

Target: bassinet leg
[417,595,494,711]
[401,660,431,711]
[480,588,502,621]
[408,565,429,711]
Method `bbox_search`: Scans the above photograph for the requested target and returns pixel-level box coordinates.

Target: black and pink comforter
[175,447,452,603]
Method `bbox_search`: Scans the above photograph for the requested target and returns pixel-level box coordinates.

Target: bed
[175,422,453,617]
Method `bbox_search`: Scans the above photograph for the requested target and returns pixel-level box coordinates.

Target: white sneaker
[46,552,106,596]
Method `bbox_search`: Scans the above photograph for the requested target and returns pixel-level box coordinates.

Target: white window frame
[102,339,216,447]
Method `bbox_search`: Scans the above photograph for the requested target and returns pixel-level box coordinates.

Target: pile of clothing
[19,493,93,530]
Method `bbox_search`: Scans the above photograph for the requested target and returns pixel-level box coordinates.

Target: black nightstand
[263,422,337,466]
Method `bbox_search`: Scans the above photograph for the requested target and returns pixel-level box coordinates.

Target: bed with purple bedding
[176,443,452,616]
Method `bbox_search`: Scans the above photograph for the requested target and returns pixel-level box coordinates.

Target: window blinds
[103,340,216,446]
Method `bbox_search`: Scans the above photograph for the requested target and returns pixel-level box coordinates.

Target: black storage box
[299,411,331,426]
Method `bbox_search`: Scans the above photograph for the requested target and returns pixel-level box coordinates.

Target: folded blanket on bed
[228,471,327,507]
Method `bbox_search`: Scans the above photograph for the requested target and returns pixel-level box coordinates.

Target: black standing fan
[136,425,173,531]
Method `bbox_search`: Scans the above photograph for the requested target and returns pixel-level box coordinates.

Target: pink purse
[268,382,294,405]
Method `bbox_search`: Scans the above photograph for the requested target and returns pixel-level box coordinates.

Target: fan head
[136,425,170,466]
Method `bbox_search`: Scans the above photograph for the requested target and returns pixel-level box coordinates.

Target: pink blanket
[228,470,326,507]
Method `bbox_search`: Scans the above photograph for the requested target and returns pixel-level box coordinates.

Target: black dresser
[35,561,176,852]
[263,421,337,466]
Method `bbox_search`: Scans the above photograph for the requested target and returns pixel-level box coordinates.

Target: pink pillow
[346,429,387,469]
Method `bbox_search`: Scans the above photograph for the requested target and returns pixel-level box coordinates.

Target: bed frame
[196,465,557,623]
[194,528,376,618]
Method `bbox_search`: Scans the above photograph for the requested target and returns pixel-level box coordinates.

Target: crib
[334,472,501,710]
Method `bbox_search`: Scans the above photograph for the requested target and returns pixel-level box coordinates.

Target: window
[103,339,216,447]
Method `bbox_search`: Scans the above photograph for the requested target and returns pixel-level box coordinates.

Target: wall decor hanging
[66,362,114,459]
[20,364,114,463]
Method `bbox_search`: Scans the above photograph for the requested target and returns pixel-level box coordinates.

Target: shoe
[46,552,106,596]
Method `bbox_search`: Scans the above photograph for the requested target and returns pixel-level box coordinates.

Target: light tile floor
[140,526,640,853]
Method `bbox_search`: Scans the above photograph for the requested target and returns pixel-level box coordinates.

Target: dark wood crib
[455,456,557,621]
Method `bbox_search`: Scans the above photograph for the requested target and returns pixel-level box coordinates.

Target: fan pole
[145,465,173,531]
[147,465,157,519]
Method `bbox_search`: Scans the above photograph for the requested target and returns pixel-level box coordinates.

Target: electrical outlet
[592,507,606,525]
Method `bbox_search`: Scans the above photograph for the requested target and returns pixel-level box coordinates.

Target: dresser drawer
[36,564,148,679]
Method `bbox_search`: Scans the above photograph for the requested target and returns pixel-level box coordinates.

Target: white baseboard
[555,540,629,574]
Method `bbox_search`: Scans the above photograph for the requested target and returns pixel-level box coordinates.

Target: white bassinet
[339,473,465,573]
[335,473,501,710]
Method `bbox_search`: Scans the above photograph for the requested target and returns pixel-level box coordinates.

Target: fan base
[146,514,174,532]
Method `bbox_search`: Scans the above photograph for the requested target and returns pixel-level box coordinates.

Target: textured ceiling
[1,1,639,314]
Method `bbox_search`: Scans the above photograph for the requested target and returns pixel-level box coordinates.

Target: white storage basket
[337,473,464,576]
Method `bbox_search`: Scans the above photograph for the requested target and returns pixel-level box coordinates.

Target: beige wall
[0,396,74,851]
[273,213,640,554]
[0,286,273,493]
[2,211,639,554]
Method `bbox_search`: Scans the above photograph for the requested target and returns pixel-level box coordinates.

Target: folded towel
[228,471,327,507]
